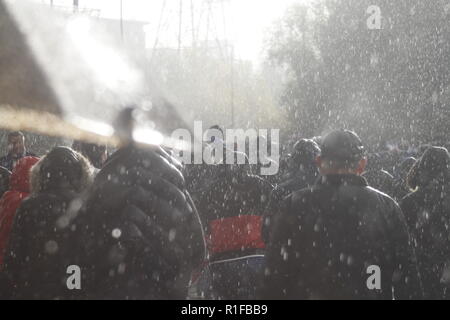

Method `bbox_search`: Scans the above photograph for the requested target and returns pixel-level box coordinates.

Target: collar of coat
[318,174,368,188]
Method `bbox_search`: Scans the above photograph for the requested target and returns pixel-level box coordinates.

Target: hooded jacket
[73,144,206,299]
[0,156,39,267]
[1,147,93,300]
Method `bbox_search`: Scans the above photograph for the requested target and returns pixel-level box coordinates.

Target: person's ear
[356,157,368,175]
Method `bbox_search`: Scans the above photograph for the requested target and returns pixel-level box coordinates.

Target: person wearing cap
[261,129,422,300]
[262,139,321,244]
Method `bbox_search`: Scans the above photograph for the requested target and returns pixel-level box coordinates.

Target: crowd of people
[0,128,449,300]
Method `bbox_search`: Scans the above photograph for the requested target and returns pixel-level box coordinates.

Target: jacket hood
[407,146,450,190]
[30,146,94,195]
[9,156,40,193]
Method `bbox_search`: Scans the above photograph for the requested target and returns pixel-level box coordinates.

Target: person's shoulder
[0,189,22,204]
[366,185,393,199]
[365,185,400,207]
[274,187,316,225]
[399,189,421,209]
[289,185,316,205]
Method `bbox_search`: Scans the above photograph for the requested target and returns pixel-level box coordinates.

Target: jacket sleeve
[260,194,308,299]
[0,201,29,299]
[78,147,206,299]
[386,199,423,299]
[262,187,282,245]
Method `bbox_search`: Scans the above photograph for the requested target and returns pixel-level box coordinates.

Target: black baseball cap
[320,129,365,161]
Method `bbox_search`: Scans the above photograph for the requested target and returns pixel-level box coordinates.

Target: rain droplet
[169,229,177,242]
[45,240,59,255]
[112,228,122,239]
[118,263,126,275]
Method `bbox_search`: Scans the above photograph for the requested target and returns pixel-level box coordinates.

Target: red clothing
[208,215,265,255]
[0,156,39,266]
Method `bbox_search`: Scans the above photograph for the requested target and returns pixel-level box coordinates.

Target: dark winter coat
[261,174,422,300]
[362,169,395,198]
[74,144,206,299]
[263,163,319,244]
[1,147,93,299]
[400,181,450,299]
[193,163,273,262]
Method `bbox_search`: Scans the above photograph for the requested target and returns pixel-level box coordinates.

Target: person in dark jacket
[261,129,422,300]
[362,168,395,197]
[74,144,206,300]
[0,131,36,171]
[1,147,93,299]
[400,147,450,299]
[0,156,39,268]
[280,138,321,194]
[191,157,273,300]
[263,139,320,244]
[0,166,11,198]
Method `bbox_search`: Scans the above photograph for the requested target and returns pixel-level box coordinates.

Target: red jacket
[0,156,39,267]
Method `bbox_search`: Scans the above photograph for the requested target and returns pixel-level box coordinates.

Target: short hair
[7,131,24,140]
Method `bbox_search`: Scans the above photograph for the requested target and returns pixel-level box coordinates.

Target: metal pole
[120,0,124,42]
[231,46,235,127]
[178,0,183,54]
[205,0,211,46]
[190,0,196,48]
